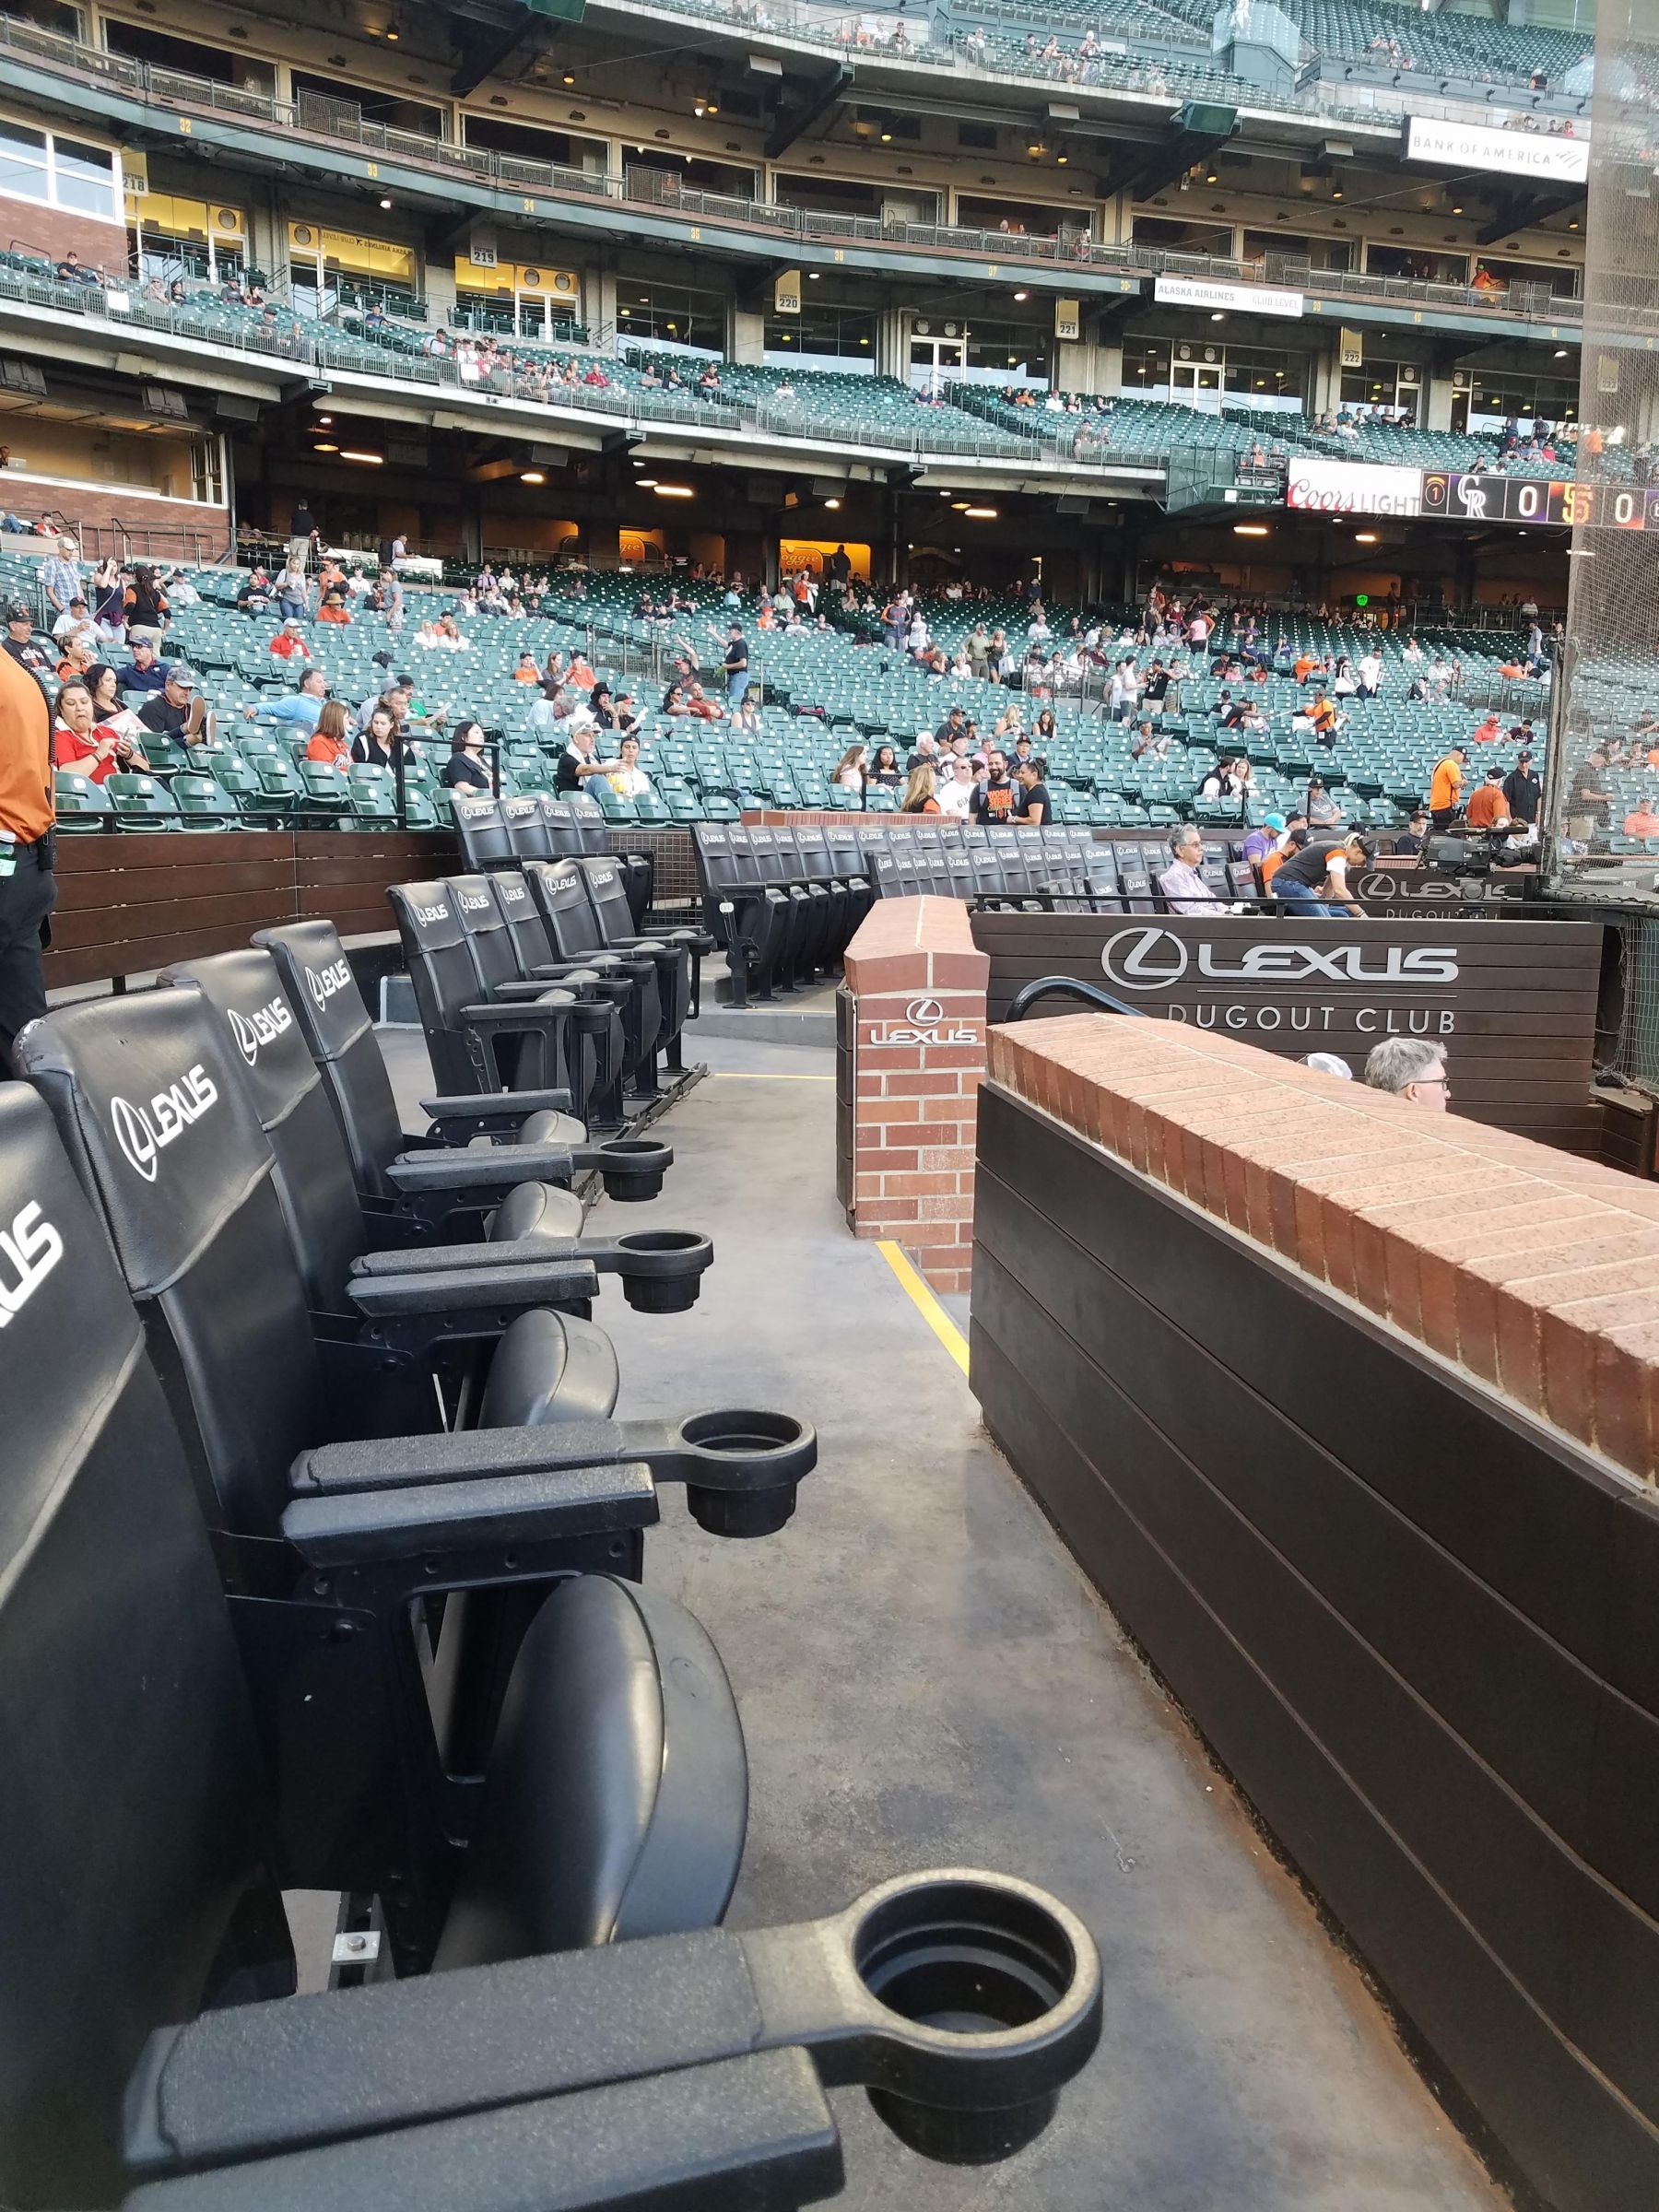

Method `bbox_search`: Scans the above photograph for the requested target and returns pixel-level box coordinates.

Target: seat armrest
[385,1147,577,1195]
[420,1088,574,1127]
[354,1226,709,1315]
[487,979,566,1001]
[122,2051,841,2211]
[459,999,569,1030]
[280,1462,658,1567]
[346,1257,600,1319]
[125,1874,1101,2181]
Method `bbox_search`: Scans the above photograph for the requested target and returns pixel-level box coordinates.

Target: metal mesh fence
[1546,0,1659,903]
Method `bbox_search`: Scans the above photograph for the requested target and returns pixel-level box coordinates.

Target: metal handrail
[1006,976,1145,1020]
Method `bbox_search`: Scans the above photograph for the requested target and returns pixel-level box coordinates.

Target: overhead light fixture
[384,23,398,37]
[378,195,393,209]
[1354,531,1378,543]
[807,270,819,279]
[1057,154,1067,164]
[635,477,658,488]
[694,100,706,115]
[520,469,546,484]
[562,70,575,85]
[950,500,970,510]
[312,441,339,453]
[1452,203,1463,214]
[1331,187,1343,200]
[1233,523,1268,536]
[707,100,718,113]
[1569,218,1579,229]
[1027,143,1043,158]
[824,496,841,510]
[315,415,332,426]
[1013,288,1029,301]
[655,483,694,497]
[963,505,997,518]
[1206,171,1218,183]
[1210,311,1225,322]
[1555,347,1569,358]
[340,450,383,465]
[879,129,892,144]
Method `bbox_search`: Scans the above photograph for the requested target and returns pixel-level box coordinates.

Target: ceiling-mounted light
[879,129,892,143]
[1332,187,1344,199]
[1554,347,1569,358]
[312,441,339,453]
[1205,171,1218,183]
[340,450,383,465]
[378,195,393,209]
[655,483,694,498]
[824,496,841,509]
[562,69,575,85]
[1013,288,1029,301]
[1056,154,1068,164]
[316,414,332,425]
[1233,523,1268,536]
[807,270,819,279]
[1210,311,1225,322]
[520,469,546,484]
[635,477,658,488]
[694,99,706,115]
[1354,531,1378,544]
[963,505,997,518]
[1452,203,1464,214]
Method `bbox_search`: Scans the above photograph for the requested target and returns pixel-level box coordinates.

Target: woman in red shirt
[52,677,147,782]
[305,699,354,773]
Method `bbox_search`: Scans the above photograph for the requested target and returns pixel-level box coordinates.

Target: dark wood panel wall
[44,830,459,991]
[972,1083,1659,2212]
[972,910,1605,1150]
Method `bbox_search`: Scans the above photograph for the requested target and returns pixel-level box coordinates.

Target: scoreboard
[1419,473,1659,529]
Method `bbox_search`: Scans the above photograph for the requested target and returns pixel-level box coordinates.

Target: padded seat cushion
[488,1179,586,1245]
[479,1308,620,1427]
[433,1576,747,1969]
[516,1109,589,1147]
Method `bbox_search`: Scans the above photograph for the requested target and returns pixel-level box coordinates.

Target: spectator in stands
[686,681,722,723]
[833,743,866,797]
[3,600,49,677]
[1623,797,1659,839]
[866,743,902,792]
[555,712,606,794]
[51,678,147,783]
[606,735,653,802]
[118,637,168,695]
[1015,757,1052,826]
[51,597,95,655]
[351,704,404,771]
[939,754,976,818]
[1567,749,1612,841]
[1131,720,1169,761]
[137,663,206,747]
[1158,828,1225,913]
[724,624,749,709]
[55,250,98,287]
[1241,810,1285,871]
[1363,1037,1450,1111]
[1466,769,1511,830]
[974,749,1018,825]
[90,553,126,643]
[1471,711,1502,744]
[236,569,272,618]
[900,762,942,815]
[1502,750,1541,827]
[1306,780,1341,828]
[41,536,79,621]
[1429,745,1468,829]
[441,721,493,792]
[1272,830,1370,916]
[1259,821,1306,894]
[87,663,146,740]
[1393,808,1430,856]
[273,560,308,622]
[305,700,354,774]
[288,500,319,572]
[512,651,540,685]
[124,565,169,644]
[1356,648,1382,700]
[270,619,311,661]
[316,586,351,626]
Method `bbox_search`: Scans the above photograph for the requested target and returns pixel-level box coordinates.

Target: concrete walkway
[579,1031,1506,2212]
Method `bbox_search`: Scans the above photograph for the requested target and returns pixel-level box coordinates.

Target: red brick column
[841,896,988,1295]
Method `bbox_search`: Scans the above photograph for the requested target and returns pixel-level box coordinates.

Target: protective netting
[1547,0,1659,900]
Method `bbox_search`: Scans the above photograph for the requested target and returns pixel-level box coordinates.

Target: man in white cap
[554,707,606,794]
[135,661,206,746]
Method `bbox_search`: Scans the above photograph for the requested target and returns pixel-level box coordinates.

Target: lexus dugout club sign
[971,912,1603,1145]
[1100,924,1459,1039]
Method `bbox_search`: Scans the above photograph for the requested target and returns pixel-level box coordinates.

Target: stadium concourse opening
[8,0,1659,2199]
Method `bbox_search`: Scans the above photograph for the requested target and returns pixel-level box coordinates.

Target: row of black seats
[448,787,656,928]
[2,924,1100,2205]
[691,824,875,1003]
[856,825,1250,910]
[387,856,709,1130]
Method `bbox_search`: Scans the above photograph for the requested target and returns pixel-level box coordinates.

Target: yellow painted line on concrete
[877,1241,971,1376]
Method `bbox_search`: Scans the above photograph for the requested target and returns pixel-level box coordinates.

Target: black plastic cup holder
[676,1408,812,1538]
[612,1229,714,1314]
[846,1877,1097,2166]
[593,1136,673,1204]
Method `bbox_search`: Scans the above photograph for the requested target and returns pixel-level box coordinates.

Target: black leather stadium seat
[0,1083,748,2206]
[521,860,665,1105]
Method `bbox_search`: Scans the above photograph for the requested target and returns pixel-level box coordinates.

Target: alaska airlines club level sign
[971,912,1605,1150]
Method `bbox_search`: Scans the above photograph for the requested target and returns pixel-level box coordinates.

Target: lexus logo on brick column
[1101,927,1189,990]
[907,997,945,1025]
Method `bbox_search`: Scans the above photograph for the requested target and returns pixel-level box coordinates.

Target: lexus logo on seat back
[109,1065,219,1182]
[227,996,293,1065]
[0,1202,63,1328]
[307,959,354,1010]
[1101,927,1460,992]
